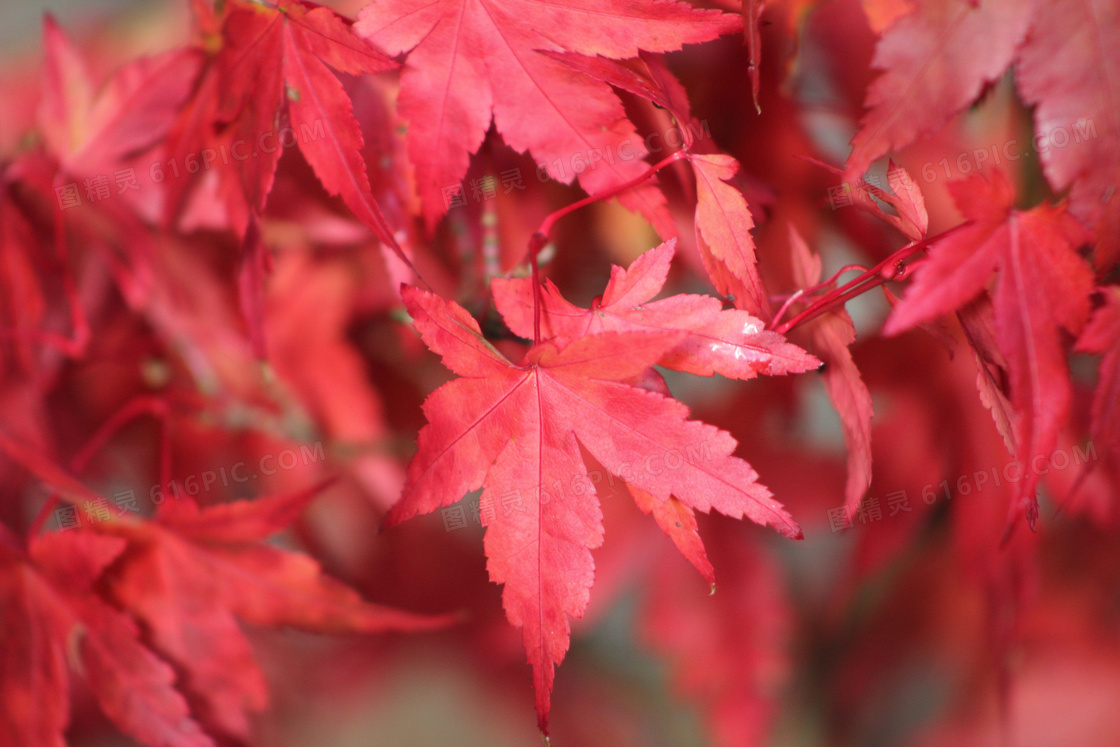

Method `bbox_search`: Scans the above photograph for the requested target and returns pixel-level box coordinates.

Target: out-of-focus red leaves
[2,0,1119,744]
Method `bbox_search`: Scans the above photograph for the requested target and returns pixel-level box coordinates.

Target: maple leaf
[539,50,694,143]
[843,0,1034,181]
[630,484,715,586]
[846,0,1119,267]
[517,56,773,314]
[215,0,409,262]
[817,158,928,242]
[691,152,770,315]
[859,0,915,34]
[885,170,1094,526]
[38,16,204,177]
[492,239,819,380]
[102,482,454,741]
[958,296,1017,455]
[162,55,252,233]
[789,227,874,520]
[1015,0,1120,270]
[391,284,801,733]
[0,429,448,744]
[0,528,212,747]
[355,0,742,232]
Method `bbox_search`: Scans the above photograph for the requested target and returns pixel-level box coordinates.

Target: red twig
[772,230,960,335]
[523,150,690,345]
[535,150,688,240]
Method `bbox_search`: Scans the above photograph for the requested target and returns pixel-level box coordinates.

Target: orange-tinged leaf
[690,153,768,315]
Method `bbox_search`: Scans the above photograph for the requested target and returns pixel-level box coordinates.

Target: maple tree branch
[770,223,975,336]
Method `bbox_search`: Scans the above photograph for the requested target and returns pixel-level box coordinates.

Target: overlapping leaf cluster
[1,0,1118,744]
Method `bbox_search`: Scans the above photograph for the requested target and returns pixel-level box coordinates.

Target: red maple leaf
[1,527,211,747]
[517,55,770,316]
[885,170,1094,527]
[103,483,452,741]
[1015,0,1120,270]
[355,0,742,232]
[0,430,448,745]
[390,283,802,733]
[38,16,203,179]
[214,0,406,260]
[691,152,770,315]
[538,50,695,144]
[846,0,1119,267]
[844,0,1033,181]
[492,239,819,381]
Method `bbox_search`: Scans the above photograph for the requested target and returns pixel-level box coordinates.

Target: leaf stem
[535,150,689,239]
[773,240,930,335]
[528,233,547,345]
[522,150,691,344]
[769,264,871,328]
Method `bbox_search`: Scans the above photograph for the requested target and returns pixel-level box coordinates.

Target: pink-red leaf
[845,0,1032,180]
[629,484,715,587]
[356,0,742,232]
[392,284,801,733]
[690,153,768,314]
[492,239,819,380]
[886,171,1094,525]
[1015,0,1120,270]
